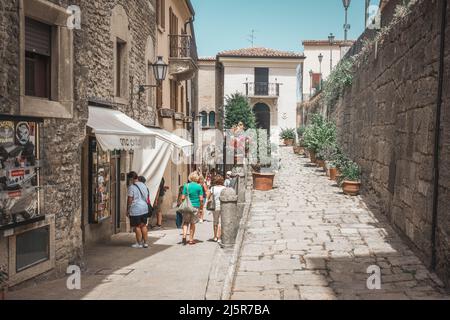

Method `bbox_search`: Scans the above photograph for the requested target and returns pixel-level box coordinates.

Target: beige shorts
[182,211,199,225]
[213,210,221,226]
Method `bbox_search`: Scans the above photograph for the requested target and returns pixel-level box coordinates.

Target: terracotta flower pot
[284,139,294,146]
[293,146,300,154]
[317,159,325,169]
[309,150,317,163]
[252,172,275,191]
[342,180,361,196]
[329,167,337,181]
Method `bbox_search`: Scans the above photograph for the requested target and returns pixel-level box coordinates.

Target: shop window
[16,226,49,272]
[0,117,43,231]
[88,137,111,223]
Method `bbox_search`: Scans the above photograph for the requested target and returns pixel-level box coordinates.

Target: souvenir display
[89,138,111,223]
[0,119,42,229]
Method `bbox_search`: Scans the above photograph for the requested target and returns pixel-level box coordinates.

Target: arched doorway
[253,103,271,136]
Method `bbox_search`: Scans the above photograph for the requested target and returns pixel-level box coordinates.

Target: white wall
[303,45,349,100]
[222,61,301,133]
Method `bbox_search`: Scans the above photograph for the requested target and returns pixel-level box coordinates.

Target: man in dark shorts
[127,172,150,248]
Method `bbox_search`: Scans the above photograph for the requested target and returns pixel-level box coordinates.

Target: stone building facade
[303,0,450,287]
[0,0,160,287]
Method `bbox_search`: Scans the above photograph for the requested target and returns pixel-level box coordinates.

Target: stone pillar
[220,188,239,247]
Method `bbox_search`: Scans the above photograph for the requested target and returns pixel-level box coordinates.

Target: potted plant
[251,130,275,191]
[340,161,361,196]
[279,128,296,146]
[328,161,338,181]
[0,269,8,300]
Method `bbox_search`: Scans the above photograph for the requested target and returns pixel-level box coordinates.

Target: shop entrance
[111,153,121,233]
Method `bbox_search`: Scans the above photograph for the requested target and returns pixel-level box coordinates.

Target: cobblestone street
[231,147,450,300]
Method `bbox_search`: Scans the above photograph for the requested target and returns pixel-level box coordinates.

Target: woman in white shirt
[208,175,226,242]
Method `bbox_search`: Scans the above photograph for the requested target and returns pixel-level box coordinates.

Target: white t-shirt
[128,182,149,216]
[210,185,226,211]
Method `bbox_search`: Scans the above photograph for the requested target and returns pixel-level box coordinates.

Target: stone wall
[436,0,450,288]
[0,0,157,283]
[327,0,449,287]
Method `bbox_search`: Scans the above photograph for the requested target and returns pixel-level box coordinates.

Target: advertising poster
[0,119,42,229]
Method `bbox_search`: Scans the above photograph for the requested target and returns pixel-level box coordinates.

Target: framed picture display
[0,116,43,230]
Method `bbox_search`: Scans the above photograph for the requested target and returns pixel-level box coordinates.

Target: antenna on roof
[247,29,257,47]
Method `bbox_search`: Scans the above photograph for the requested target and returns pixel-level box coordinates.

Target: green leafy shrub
[322,59,354,110]
[280,128,296,140]
[297,126,306,138]
[339,161,361,183]
[303,114,336,153]
[224,93,256,129]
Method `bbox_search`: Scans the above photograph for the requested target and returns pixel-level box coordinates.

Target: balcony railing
[245,82,281,97]
[169,34,193,59]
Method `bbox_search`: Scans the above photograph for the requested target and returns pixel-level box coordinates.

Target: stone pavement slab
[7,214,222,300]
[230,147,450,300]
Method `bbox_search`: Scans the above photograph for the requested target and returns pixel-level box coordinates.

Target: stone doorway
[253,103,271,136]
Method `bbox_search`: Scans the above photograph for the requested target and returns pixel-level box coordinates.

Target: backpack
[206,186,216,211]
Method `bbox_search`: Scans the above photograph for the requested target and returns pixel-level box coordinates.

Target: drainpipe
[431,0,447,270]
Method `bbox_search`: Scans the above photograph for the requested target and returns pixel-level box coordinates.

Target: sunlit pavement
[231,147,450,300]
[7,216,220,300]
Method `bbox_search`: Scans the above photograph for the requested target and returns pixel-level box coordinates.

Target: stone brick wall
[0,0,157,281]
[436,0,450,289]
[328,0,449,287]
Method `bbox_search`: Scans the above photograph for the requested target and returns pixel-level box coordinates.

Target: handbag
[206,187,216,211]
[178,183,197,214]
[134,184,154,216]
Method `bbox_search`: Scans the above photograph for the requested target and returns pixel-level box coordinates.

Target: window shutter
[25,17,51,56]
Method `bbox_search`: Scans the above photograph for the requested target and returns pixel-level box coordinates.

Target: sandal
[182,238,187,246]
[188,240,196,245]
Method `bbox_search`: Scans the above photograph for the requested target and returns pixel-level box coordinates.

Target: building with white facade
[302,40,354,101]
[216,48,305,144]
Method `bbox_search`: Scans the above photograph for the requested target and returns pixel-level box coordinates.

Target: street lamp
[138,56,169,97]
[328,33,335,74]
[309,69,313,98]
[342,0,351,41]
[318,53,323,90]
[365,0,371,28]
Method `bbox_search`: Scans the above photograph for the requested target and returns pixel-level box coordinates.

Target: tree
[224,93,256,130]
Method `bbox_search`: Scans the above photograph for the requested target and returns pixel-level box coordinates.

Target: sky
[191,0,381,57]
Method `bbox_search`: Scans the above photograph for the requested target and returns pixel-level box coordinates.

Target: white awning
[147,127,193,155]
[87,106,156,151]
[132,139,173,206]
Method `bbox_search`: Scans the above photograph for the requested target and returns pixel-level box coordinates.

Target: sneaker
[132,243,143,249]
[153,225,162,230]
[143,243,149,248]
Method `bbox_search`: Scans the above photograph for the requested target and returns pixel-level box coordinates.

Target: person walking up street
[208,175,226,243]
[198,175,209,223]
[152,178,167,230]
[180,172,204,245]
[127,172,150,248]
